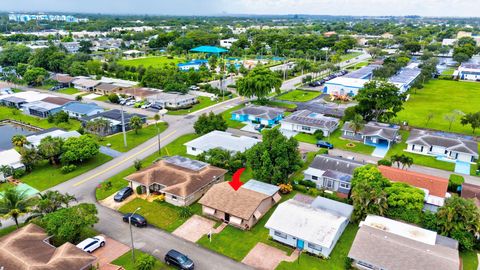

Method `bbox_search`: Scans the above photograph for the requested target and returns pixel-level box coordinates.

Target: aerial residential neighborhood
[0,1,479,270]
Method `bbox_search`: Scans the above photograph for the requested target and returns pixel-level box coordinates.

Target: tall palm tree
[350,114,365,135]
[37,136,64,165]
[86,118,111,136]
[129,116,143,135]
[401,155,414,170]
[0,187,36,228]
[33,190,77,216]
[11,134,28,147]
[390,154,402,168]
[19,147,41,172]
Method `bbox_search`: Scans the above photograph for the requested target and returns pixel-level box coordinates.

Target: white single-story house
[219,38,238,49]
[62,102,104,119]
[388,67,421,93]
[72,78,100,91]
[146,92,197,109]
[406,129,478,163]
[0,149,24,171]
[26,128,81,147]
[303,155,365,197]
[342,121,401,148]
[184,130,260,156]
[265,195,353,257]
[0,91,53,108]
[280,110,339,137]
[323,65,380,96]
[455,63,480,81]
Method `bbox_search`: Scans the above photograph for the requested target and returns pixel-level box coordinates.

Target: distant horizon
[1,0,478,18]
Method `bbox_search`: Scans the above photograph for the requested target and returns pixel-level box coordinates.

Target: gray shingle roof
[233,105,285,120]
[407,129,478,156]
[342,121,400,141]
[309,155,364,178]
[281,110,339,129]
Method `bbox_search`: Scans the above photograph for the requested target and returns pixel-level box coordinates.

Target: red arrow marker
[229,168,245,191]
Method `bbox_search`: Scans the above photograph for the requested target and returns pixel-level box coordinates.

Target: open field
[118,56,185,68]
[396,80,480,135]
[276,90,321,102]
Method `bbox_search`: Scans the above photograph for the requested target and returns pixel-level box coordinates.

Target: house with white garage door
[406,129,478,163]
[184,130,260,156]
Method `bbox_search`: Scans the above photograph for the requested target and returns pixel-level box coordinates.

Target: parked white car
[76,235,106,253]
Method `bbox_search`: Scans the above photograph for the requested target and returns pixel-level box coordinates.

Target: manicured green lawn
[252,100,297,110]
[221,104,247,129]
[166,96,233,116]
[461,250,479,270]
[118,56,185,68]
[386,130,456,172]
[57,87,80,95]
[340,52,362,62]
[276,90,321,102]
[0,182,14,192]
[294,133,318,145]
[21,154,113,191]
[346,61,368,70]
[441,68,455,75]
[94,95,109,102]
[95,134,199,200]
[295,129,375,155]
[396,80,480,135]
[119,198,201,232]
[0,106,81,131]
[197,192,296,261]
[100,123,168,152]
[277,223,359,270]
[112,249,173,270]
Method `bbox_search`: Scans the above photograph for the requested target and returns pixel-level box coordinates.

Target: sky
[1,0,478,17]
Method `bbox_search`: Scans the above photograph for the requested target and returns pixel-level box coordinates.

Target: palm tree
[11,134,28,147]
[33,191,77,217]
[129,116,143,135]
[401,155,414,169]
[350,114,365,135]
[390,154,403,168]
[37,136,64,165]
[19,147,41,172]
[86,118,111,136]
[0,187,36,228]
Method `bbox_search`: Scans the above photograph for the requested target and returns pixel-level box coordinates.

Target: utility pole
[121,105,127,148]
[129,207,141,263]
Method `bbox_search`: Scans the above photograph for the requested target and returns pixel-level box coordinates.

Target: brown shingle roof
[95,83,121,92]
[198,182,270,220]
[41,97,73,106]
[461,183,480,207]
[125,157,227,198]
[121,87,158,98]
[348,225,459,270]
[0,223,96,270]
[53,74,75,84]
[379,166,448,197]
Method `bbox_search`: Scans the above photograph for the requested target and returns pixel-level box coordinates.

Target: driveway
[99,192,137,211]
[242,243,298,270]
[172,215,216,242]
[92,236,130,270]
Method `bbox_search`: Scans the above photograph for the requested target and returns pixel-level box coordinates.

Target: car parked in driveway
[165,249,194,270]
[76,235,106,253]
[114,187,133,202]
[316,140,334,149]
[122,213,147,227]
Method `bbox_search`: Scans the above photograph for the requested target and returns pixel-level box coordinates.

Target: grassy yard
[57,87,80,95]
[100,123,168,152]
[346,61,369,70]
[340,52,362,62]
[276,90,321,102]
[118,56,185,68]
[396,80,480,135]
[95,133,199,200]
[252,100,297,110]
[276,224,359,270]
[386,130,456,172]
[0,106,81,131]
[461,250,479,270]
[112,249,172,270]
[197,192,296,261]
[295,129,375,155]
[0,182,14,192]
[166,96,233,116]
[221,104,247,129]
[94,95,109,102]
[441,68,455,75]
[21,153,113,191]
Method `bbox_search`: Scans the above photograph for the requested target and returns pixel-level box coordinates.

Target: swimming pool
[0,123,36,150]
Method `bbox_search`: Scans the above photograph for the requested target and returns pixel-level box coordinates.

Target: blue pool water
[0,123,35,150]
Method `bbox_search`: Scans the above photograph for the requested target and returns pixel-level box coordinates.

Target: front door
[296,239,304,250]
[224,213,230,222]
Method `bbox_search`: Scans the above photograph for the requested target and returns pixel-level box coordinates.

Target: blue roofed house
[62,102,104,119]
[178,60,209,71]
[265,194,353,257]
[303,155,365,198]
[231,105,285,127]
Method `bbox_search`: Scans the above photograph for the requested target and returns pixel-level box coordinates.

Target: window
[311,176,318,180]
[307,243,322,252]
[274,230,287,239]
[191,147,196,151]
[171,195,177,200]
[340,182,350,189]
[301,126,311,131]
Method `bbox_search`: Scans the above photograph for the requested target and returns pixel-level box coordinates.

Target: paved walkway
[100,146,123,158]
[92,236,130,270]
[242,243,298,270]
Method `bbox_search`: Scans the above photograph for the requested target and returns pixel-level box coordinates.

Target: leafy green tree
[385,182,425,223]
[33,191,76,217]
[41,203,98,245]
[355,80,406,121]
[11,134,27,147]
[460,112,480,134]
[19,146,41,172]
[129,116,144,134]
[193,112,227,135]
[350,114,365,135]
[246,129,302,185]
[136,253,157,270]
[351,165,391,222]
[436,196,480,250]
[403,41,422,52]
[390,154,414,169]
[366,47,384,59]
[236,66,282,101]
[61,135,100,164]
[108,93,120,104]
[38,136,64,165]
[0,187,36,228]
[85,60,103,75]
[23,67,49,86]
[69,61,88,76]
[79,40,93,54]
[198,148,246,173]
[0,44,31,66]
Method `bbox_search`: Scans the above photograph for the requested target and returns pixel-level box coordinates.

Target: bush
[377,159,392,166]
[448,174,464,193]
[134,159,142,171]
[153,194,165,202]
[136,185,143,195]
[317,148,328,155]
[108,94,120,104]
[60,164,77,174]
[179,206,193,219]
[278,183,293,194]
[12,168,26,179]
[299,179,317,188]
[313,130,324,140]
[293,183,307,193]
[135,253,157,270]
[102,181,113,190]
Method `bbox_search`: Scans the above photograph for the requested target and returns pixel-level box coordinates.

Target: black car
[316,140,334,149]
[122,213,147,227]
[114,187,133,202]
[165,249,194,270]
